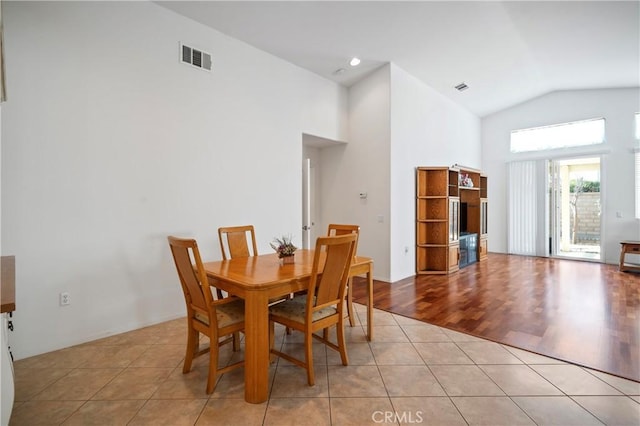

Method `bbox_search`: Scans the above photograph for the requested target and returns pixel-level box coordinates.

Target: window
[510,118,605,153]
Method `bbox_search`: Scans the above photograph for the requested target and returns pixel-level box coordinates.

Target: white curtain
[508,160,539,255]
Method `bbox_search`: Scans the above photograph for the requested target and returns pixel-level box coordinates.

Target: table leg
[243,290,270,404]
[347,278,356,327]
[367,267,373,341]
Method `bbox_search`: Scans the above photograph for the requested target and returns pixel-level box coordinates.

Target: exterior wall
[571,192,601,244]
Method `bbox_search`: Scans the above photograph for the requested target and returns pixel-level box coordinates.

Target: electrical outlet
[60,292,70,306]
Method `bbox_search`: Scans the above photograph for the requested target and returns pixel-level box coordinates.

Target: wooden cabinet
[416,166,488,274]
[479,199,488,260]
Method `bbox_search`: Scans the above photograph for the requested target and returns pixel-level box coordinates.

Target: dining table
[203,249,374,404]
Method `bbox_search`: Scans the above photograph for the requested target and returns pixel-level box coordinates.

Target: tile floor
[10,303,640,425]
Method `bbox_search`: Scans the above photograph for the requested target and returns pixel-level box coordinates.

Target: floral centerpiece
[270,235,297,264]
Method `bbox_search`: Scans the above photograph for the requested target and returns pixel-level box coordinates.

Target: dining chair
[215,225,259,299]
[218,225,291,331]
[168,236,245,394]
[268,233,357,386]
[327,224,360,327]
[218,225,258,260]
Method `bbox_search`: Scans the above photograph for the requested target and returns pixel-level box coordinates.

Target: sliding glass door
[549,157,601,261]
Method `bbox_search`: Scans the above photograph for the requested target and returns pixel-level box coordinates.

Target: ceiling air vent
[180,43,212,72]
[454,82,469,92]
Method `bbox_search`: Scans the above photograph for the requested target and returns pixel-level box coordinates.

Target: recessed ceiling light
[454,82,469,91]
[349,57,361,67]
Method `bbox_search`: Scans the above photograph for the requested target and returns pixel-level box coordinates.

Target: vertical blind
[636,150,640,219]
[636,113,640,219]
[508,161,538,255]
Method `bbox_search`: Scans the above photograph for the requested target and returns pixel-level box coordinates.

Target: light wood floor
[352,253,640,382]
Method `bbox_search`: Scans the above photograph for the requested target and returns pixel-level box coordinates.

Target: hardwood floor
[352,253,640,382]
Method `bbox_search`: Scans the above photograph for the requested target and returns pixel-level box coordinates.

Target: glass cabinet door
[449,198,460,243]
[480,199,488,236]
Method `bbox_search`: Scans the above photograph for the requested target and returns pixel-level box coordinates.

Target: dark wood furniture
[619,241,640,272]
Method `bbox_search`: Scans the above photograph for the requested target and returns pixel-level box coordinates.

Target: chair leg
[206,334,219,394]
[183,327,198,373]
[336,319,349,366]
[232,332,240,351]
[305,330,315,386]
[347,278,355,327]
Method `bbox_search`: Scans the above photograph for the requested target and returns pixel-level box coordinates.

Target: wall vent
[180,43,212,72]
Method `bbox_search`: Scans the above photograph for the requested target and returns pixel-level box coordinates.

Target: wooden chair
[215,225,259,299]
[327,224,360,326]
[218,225,258,260]
[168,236,245,394]
[218,225,291,332]
[269,233,357,385]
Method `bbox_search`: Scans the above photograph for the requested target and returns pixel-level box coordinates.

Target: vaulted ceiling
[158,1,640,117]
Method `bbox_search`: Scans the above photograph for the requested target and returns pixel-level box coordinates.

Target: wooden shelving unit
[416,166,488,274]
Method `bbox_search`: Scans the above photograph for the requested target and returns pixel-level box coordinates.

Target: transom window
[510,118,605,153]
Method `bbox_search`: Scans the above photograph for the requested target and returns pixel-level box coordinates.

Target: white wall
[318,64,482,282]
[321,65,392,280]
[1,1,347,359]
[389,64,481,281]
[482,88,640,263]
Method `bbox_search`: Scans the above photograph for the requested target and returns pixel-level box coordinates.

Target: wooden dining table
[203,249,374,404]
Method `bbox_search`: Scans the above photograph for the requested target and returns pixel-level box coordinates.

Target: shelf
[416,247,448,273]
[416,168,448,197]
[418,222,448,245]
[417,198,448,221]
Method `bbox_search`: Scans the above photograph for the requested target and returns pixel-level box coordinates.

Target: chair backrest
[327,224,360,260]
[307,234,357,313]
[168,236,214,319]
[218,225,258,260]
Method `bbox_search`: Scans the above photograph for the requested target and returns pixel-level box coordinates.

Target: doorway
[301,133,347,249]
[549,157,602,260]
[302,157,317,249]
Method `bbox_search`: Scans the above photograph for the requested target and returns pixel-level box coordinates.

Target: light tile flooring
[10,304,640,425]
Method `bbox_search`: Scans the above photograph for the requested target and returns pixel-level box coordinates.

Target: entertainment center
[416,166,488,274]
